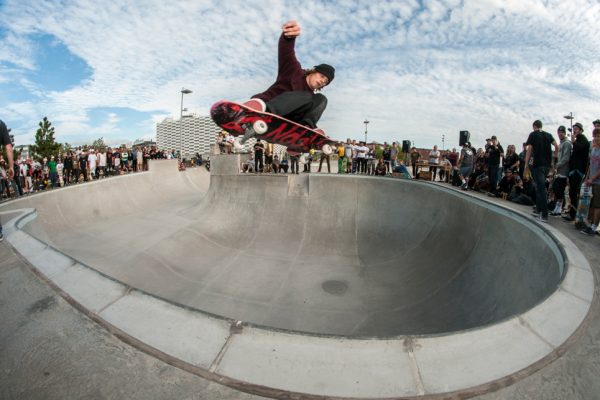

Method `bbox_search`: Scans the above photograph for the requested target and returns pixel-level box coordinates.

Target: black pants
[290,155,300,174]
[255,154,264,173]
[266,91,327,128]
[532,166,549,217]
[568,172,584,218]
[318,154,330,172]
[553,177,568,205]
[488,165,499,194]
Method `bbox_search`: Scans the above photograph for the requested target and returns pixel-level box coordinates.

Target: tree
[31,117,61,161]
[92,137,106,152]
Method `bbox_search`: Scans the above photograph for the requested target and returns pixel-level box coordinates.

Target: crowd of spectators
[237,137,410,177]
[228,118,600,236]
[0,145,184,199]
[4,119,599,237]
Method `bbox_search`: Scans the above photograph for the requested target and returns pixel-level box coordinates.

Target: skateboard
[575,184,592,223]
[210,100,335,155]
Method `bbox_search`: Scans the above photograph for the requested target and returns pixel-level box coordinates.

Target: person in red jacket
[243,20,335,135]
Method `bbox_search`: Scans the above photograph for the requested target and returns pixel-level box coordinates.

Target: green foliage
[92,137,106,152]
[31,117,62,161]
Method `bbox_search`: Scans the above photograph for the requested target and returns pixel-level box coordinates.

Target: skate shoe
[242,99,266,112]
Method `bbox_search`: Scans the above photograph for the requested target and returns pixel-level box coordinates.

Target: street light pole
[364,119,369,143]
[442,134,445,150]
[563,112,574,133]
[180,88,192,159]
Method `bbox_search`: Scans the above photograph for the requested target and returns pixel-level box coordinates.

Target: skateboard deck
[210,100,335,154]
[575,184,592,223]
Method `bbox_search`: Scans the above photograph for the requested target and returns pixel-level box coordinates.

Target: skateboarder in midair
[243,20,335,136]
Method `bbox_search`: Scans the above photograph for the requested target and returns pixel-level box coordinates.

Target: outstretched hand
[282,20,301,38]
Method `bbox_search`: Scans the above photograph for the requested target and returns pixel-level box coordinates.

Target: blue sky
[1,0,599,149]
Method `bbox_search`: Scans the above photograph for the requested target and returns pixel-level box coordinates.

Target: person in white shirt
[98,150,107,178]
[429,145,441,181]
[88,149,97,180]
[19,160,30,193]
[355,141,369,174]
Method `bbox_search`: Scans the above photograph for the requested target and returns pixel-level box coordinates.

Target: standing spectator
[289,151,300,174]
[580,128,600,235]
[13,158,22,196]
[122,147,130,172]
[254,140,264,173]
[303,149,313,172]
[551,126,572,216]
[564,122,590,222]
[48,156,58,188]
[143,148,150,170]
[457,142,474,190]
[106,147,113,175]
[0,160,9,199]
[524,120,558,222]
[390,142,400,170]
[131,146,138,172]
[63,152,72,186]
[410,147,420,178]
[318,150,330,173]
[57,157,64,187]
[0,120,13,240]
[25,159,33,193]
[136,147,143,172]
[264,144,273,173]
[350,139,359,173]
[113,149,121,174]
[71,153,80,183]
[88,149,97,180]
[344,139,354,173]
[428,145,440,181]
[382,142,392,174]
[19,159,29,193]
[98,149,107,178]
[79,151,88,182]
[485,135,504,197]
[367,144,377,175]
[336,142,346,174]
[355,141,368,174]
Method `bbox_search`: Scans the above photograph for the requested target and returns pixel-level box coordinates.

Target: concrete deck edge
[0,195,594,399]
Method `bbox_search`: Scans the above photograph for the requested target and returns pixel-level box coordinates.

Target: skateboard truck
[240,120,268,144]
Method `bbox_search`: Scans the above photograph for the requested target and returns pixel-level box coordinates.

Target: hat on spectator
[573,122,584,131]
[491,135,497,140]
[558,125,566,132]
[593,119,600,125]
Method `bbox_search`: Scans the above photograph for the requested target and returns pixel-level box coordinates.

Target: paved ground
[0,160,599,399]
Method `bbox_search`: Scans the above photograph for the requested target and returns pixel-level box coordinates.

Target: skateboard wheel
[322,144,333,155]
[253,120,268,135]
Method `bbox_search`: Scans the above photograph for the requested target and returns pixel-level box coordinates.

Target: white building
[156,115,221,158]
[156,114,291,159]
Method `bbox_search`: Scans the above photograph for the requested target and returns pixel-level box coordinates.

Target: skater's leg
[266,92,327,128]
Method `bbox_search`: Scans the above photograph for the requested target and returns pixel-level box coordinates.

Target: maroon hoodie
[252,34,312,102]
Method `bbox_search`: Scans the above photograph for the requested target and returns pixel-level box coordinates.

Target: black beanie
[314,64,335,84]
